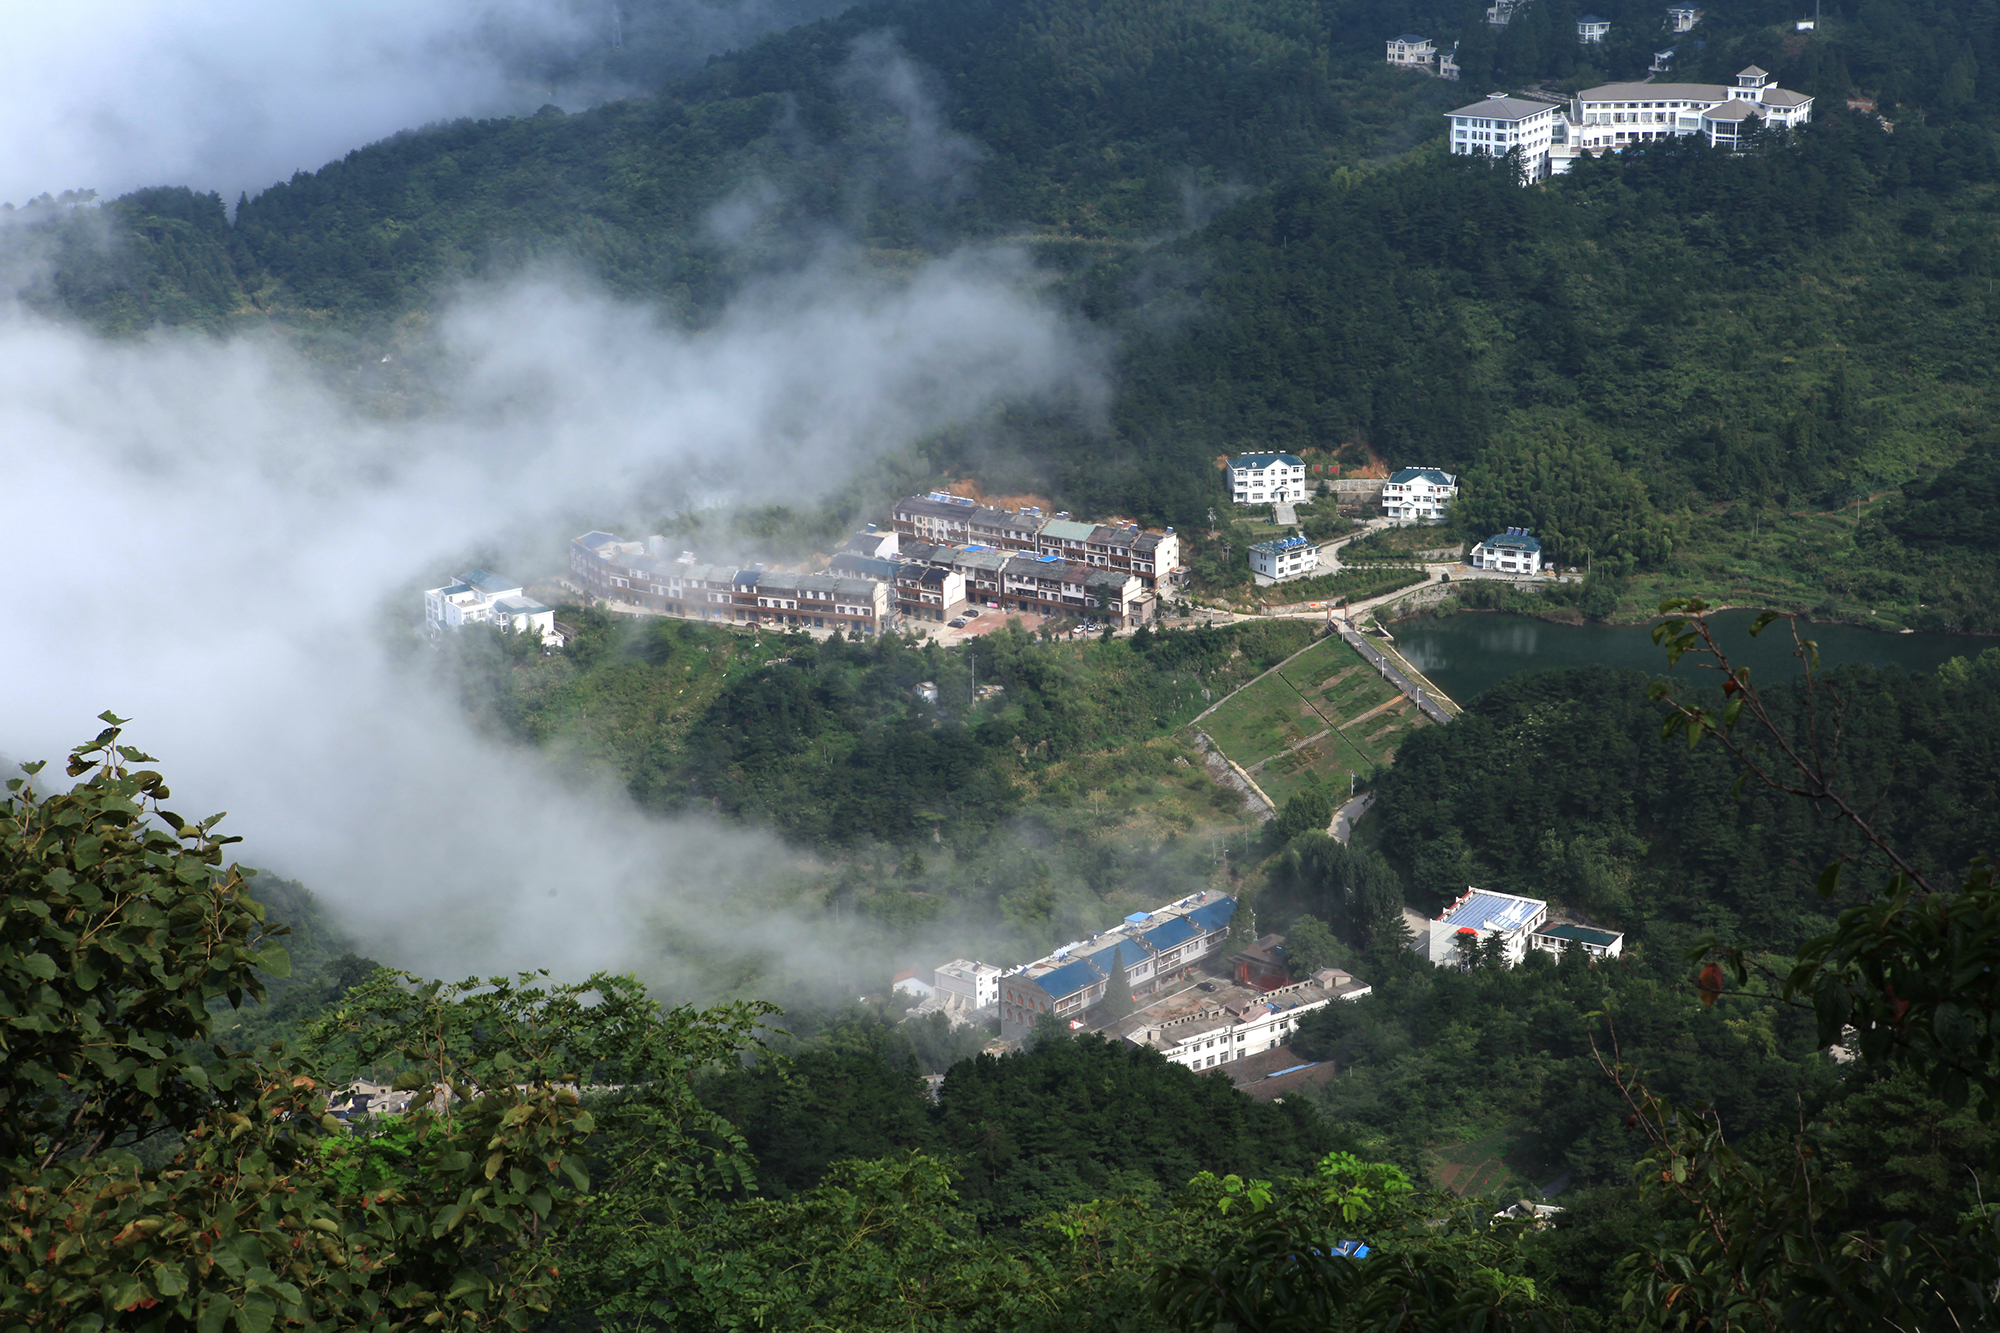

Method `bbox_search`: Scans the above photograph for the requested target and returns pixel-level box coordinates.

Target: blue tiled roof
[1482,532,1542,553]
[1250,535,1316,555]
[1088,939,1151,976]
[1232,452,1304,469]
[1143,917,1199,951]
[1389,468,1456,486]
[1186,897,1236,934]
[1033,959,1104,1001]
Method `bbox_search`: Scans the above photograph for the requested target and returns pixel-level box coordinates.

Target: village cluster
[891,886,1623,1075]
[422,459,1558,643]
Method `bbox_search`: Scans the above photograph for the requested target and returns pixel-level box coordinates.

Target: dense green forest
[1364,652,2000,947]
[13,0,2000,622]
[437,608,1306,848]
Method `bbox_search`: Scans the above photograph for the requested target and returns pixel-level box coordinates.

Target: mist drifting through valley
[0,249,1102,989]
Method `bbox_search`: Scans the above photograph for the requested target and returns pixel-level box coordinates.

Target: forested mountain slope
[23,0,1460,333]
[1078,118,2000,595]
[16,0,2000,623]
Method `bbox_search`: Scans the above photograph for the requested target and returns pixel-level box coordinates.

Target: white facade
[425,569,563,647]
[1426,888,1548,967]
[1470,528,1543,574]
[933,960,1001,1013]
[1230,452,1307,504]
[1577,13,1610,42]
[1666,5,1700,33]
[1129,971,1371,1071]
[1554,69,1814,170]
[1455,71,1815,183]
[892,970,935,1000]
[1249,535,1320,582]
[1446,94,1567,182]
[1383,467,1458,523]
[1387,34,1436,68]
[1531,923,1626,959]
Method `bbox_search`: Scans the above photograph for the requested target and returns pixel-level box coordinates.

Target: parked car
[1195,981,1218,992]
[948,618,967,628]
[963,608,981,618]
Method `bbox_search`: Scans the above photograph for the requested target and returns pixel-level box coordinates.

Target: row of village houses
[903,885,1622,1069]
[564,494,1185,635]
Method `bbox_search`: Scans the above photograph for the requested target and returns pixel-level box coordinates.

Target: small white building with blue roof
[1249,534,1320,584]
[1383,467,1458,523]
[1229,452,1307,505]
[425,569,563,648]
[1470,528,1543,575]
[1425,887,1548,967]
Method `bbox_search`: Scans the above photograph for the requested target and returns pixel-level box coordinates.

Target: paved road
[1332,622,1455,725]
[1313,516,1393,573]
[1329,791,1374,844]
[1272,501,1297,526]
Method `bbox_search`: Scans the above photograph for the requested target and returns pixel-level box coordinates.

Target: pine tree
[1100,950,1135,1024]
[1228,893,1256,943]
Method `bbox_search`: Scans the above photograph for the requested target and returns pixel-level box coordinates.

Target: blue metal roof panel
[1186,897,1236,933]
[1142,917,1199,950]
[1444,891,1543,933]
[1033,959,1104,1001]
[1088,939,1151,975]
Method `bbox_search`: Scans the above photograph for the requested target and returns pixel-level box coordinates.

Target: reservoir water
[1391,609,1986,707]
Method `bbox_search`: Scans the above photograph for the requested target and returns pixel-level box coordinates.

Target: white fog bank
[0,252,1101,988]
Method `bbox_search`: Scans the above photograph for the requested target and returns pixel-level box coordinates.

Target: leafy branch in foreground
[1595,600,2000,1330]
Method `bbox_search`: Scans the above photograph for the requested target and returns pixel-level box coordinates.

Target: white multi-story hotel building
[1383,467,1458,524]
[1450,67,1814,181]
[1445,94,1568,181]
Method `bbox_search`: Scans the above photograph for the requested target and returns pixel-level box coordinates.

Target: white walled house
[933,960,1001,1014]
[1387,34,1436,69]
[1123,970,1371,1071]
[1470,528,1543,574]
[1531,923,1626,960]
[1425,888,1548,967]
[1666,5,1700,32]
[1383,467,1458,523]
[1446,94,1567,182]
[1577,13,1610,42]
[425,569,563,647]
[1249,535,1319,583]
[1230,452,1307,504]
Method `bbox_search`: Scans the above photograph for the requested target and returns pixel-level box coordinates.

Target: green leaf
[1749,610,1782,637]
[18,952,58,980]
[1816,861,1843,900]
[234,1290,277,1333]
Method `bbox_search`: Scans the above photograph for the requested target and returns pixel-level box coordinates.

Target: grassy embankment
[1190,634,1430,811]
